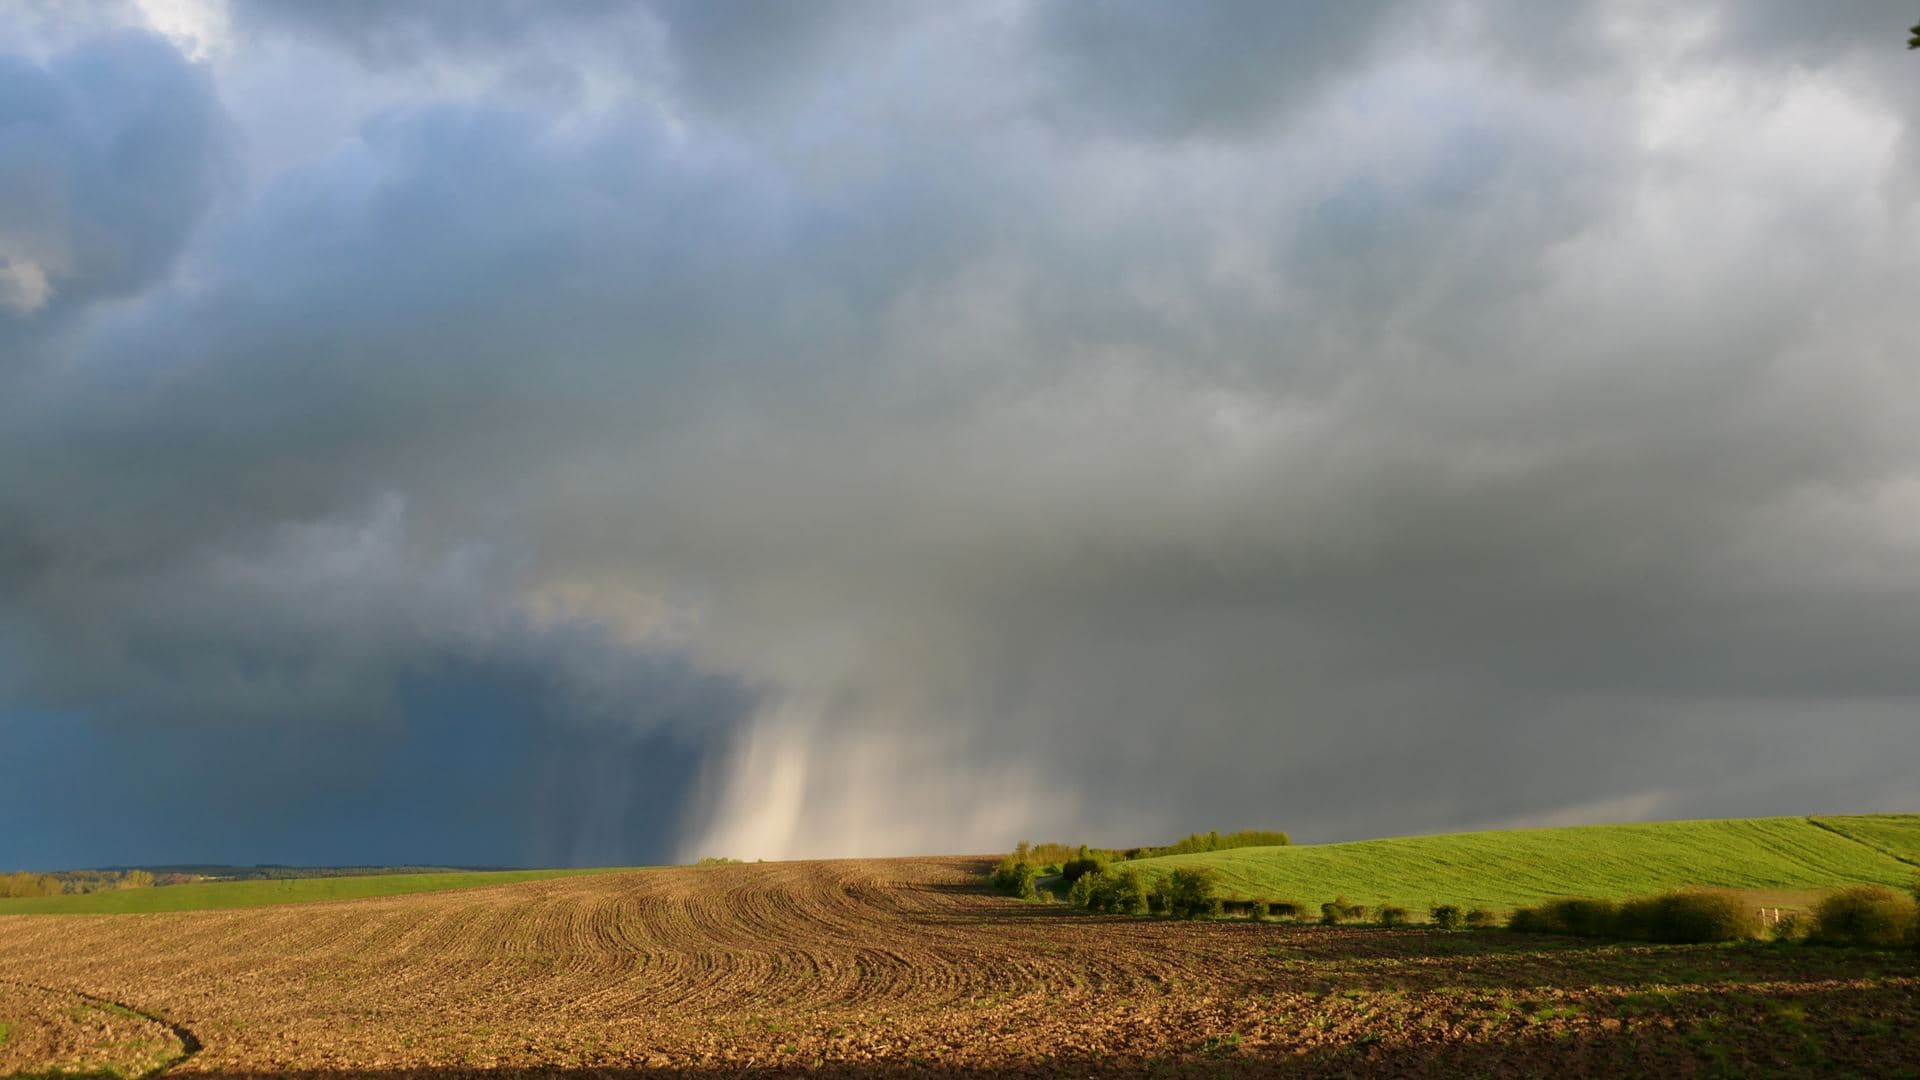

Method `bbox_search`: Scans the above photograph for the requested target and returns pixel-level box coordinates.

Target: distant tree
[117,869,155,890]
[0,872,61,897]
[1909,21,1920,49]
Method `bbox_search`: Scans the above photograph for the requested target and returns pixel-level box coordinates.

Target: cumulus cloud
[3,2,1919,867]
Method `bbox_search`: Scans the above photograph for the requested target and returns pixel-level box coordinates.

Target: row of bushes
[1506,884,1920,947]
[990,853,1227,918]
[1067,865,1223,918]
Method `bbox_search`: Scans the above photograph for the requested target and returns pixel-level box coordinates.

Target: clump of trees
[1052,864,1221,919]
[1138,830,1290,859]
[1155,868,1222,919]
[1,872,62,898]
[1,869,157,897]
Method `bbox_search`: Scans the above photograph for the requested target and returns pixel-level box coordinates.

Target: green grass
[0,867,632,914]
[1810,814,1920,868]
[1131,815,1920,914]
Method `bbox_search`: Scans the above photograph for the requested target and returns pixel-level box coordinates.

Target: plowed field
[2,857,1916,1078]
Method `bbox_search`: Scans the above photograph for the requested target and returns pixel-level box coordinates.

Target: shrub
[1464,908,1495,929]
[1538,898,1619,938]
[988,855,1038,899]
[1067,871,1098,909]
[1268,900,1301,921]
[117,870,155,890]
[1087,867,1150,915]
[1429,904,1463,931]
[1506,906,1544,933]
[1378,906,1409,928]
[1346,904,1369,922]
[1061,847,1107,884]
[1320,897,1358,925]
[1619,891,1758,944]
[1159,868,1221,919]
[1813,886,1918,948]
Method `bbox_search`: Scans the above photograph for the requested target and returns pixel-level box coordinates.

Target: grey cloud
[4,4,1920,867]
[0,31,225,324]
[1029,0,1406,139]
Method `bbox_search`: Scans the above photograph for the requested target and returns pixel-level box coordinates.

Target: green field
[1132,815,1920,914]
[0,867,626,914]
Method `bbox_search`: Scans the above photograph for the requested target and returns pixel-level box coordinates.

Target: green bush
[1464,908,1495,929]
[1159,868,1221,919]
[1061,849,1106,885]
[1378,906,1409,928]
[1813,886,1918,947]
[1506,906,1544,933]
[1320,897,1359,925]
[987,855,1037,899]
[1541,898,1620,937]
[1067,871,1097,909]
[1618,891,1758,944]
[1429,904,1463,930]
[1268,900,1301,921]
[1086,867,1150,915]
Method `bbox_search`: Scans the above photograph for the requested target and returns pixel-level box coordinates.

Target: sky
[3,1,1919,870]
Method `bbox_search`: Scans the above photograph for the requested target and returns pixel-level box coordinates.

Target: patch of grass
[0,867,631,914]
[1809,815,1920,866]
[1130,815,1920,913]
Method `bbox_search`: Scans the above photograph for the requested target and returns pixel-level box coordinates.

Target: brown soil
[0,981,186,1077]
[0,856,1914,1077]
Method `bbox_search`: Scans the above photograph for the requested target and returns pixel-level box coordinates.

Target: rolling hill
[1129,814,1920,913]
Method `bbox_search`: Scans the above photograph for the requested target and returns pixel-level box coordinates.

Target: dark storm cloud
[2,2,1918,867]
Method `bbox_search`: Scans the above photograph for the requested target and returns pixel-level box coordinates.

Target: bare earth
[1,856,1915,1078]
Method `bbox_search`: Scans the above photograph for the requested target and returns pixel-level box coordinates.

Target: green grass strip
[0,867,635,914]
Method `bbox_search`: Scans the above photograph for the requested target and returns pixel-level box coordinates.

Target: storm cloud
[2,1,1917,868]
